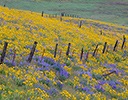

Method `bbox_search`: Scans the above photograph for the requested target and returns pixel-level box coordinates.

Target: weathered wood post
[42,11,44,17]
[95,47,99,57]
[79,20,82,28]
[28,41,37,63]
[100,30,102,35]
[72,48,75,57]
[113,40,118,51]
[121,35,126,49]
[0,42,8,64]
[66,43,71,57]
[12,46,17,64]
[61,12,64,17]
[85,48,90,61]
[80,48,83,60]
[41,48,45,61]
[60,17,62,21]
[103,42,107,53]
[102,70,116,77]
[59,49,62,58]
[92,44,98,57]
[54,43,58,58]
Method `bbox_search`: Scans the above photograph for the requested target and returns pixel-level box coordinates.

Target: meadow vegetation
[0,4,128,100]
[0,0,128,26]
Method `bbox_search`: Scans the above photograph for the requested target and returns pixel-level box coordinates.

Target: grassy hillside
[0,6,128,100]
[0,0,128,27]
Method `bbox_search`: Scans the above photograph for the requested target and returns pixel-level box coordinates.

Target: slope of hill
[0,6,128,100]
[0,0,128,27]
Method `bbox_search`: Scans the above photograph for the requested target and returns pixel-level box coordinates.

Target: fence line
[0,35,126,65]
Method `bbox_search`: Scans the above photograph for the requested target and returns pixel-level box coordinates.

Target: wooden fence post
[0,42,8,64]
[28,41,37,63]
[103,42,107,53]
[79,20,82,28]
[12,46,17,64]
[42,11,44,17]
[60,17,62,21]
[59,49,62,58]
[85,48,90,61]
[80,48,83,60]
[121,35,126,49]
[113,40,118,51]
[61,12,64,17]
[54,43,58,58]
[41,48,45,61]
[92,44,98,57]
[72,48,75,57]
[66,43,71,57]
[100,30,102,35]
[95,47,99,57]
[102,70,116,77]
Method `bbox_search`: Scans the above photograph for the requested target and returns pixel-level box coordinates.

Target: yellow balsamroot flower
[72,95,76,100]
[0,85,2,90]
[8,91,12,95]
[112,98,118,100]
[60,90,72,99]
[29,83,33,87]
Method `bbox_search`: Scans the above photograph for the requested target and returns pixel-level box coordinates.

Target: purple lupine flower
[95,84,100,90]
[75,85,78,89]
[115,69,119,76]
[95,23,99,25]
[57,81,63,89]
[56,71,59,76]
[60,71,62,76]
[45,67,50,71]
[82,87,88,91]
[109,83,112,86]
[112,85,116,89]
[101,87,105,92]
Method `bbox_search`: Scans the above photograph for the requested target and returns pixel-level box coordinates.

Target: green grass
[0,0,128,26]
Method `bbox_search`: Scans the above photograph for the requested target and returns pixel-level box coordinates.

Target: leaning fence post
[79,20,82,28]
[72,48,75,57]
[105,45,109,53]
[42,11,44,17]
[66,43,71,57]
[80,48,83,60]
[92,44,98,57]
[54,43,58,58]
[12,46,17,64]
[113,40,118,51]
[59,48,62,58]
[61,12,64,17]
[102,70,116,77]
[85,48,90,61]
[103,42,107,53]
[60,17,62,21]
[28,41,37,63]
[41,48,45,61]
[95,47,99,57]
[0,42,8,64]
[100,30,102,35]
[121,35,126,49]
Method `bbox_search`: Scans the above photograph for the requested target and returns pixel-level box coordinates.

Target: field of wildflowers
[1,0,128,27]
[0,6,128,100]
